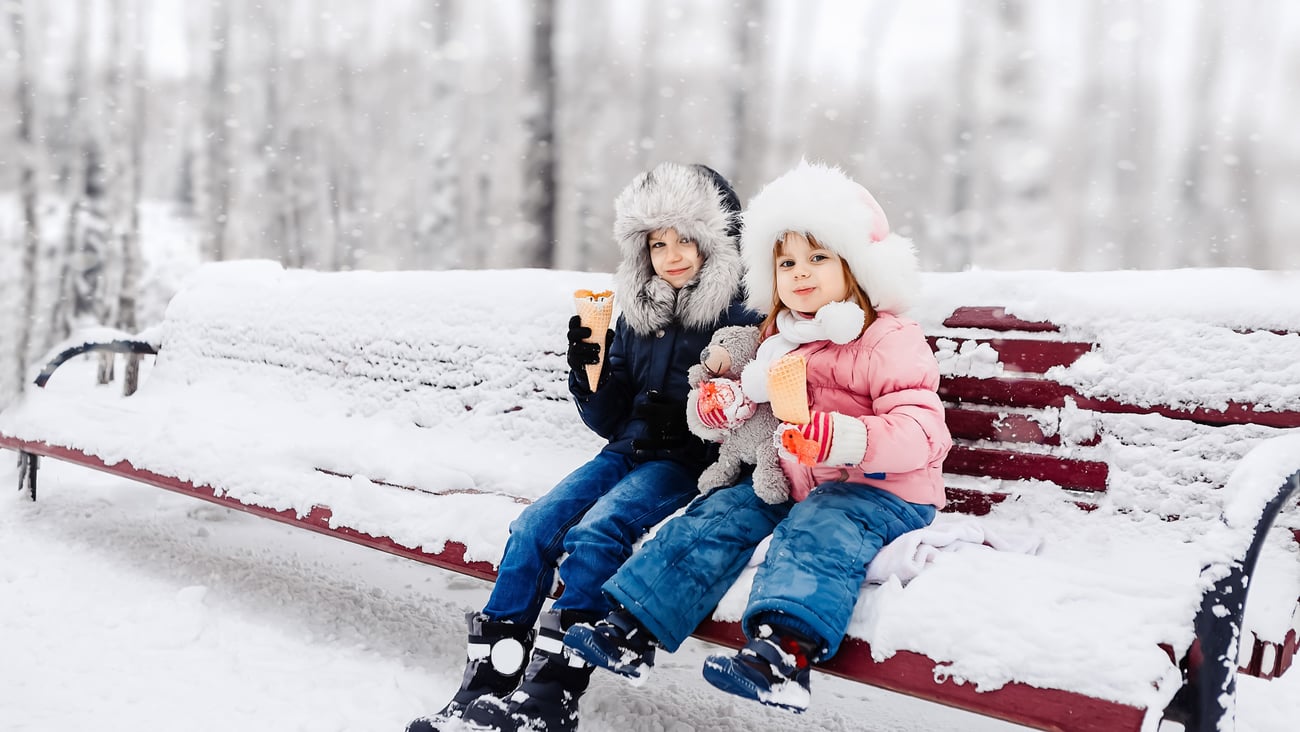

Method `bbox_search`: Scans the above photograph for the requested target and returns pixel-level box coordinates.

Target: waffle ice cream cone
[574,289,615,389]
[767,353,810,424]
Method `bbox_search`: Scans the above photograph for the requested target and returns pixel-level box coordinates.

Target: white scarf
[740,300,865,403]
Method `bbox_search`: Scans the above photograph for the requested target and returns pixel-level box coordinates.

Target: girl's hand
[774,411,868,467]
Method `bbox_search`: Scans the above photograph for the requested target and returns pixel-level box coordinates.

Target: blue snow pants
[481,450,699,627]
[602,477,936,658]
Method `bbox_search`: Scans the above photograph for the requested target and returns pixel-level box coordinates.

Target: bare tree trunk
[1061,1,1108,269]
[203,0,233,262]
[1114,1,1157,269]
[1178,0,1227,267]
[849,1,902,187]
[984,0,1053,267]
[49,0,94,349]
[7,0,42,395]
[634,5,664,174]
[1226,0,1276,267]
[563,0,611,270]
[521,0,557,268]
[945,2,984,271]
[728,0,764,194]
[119,0,149,395]
[50,0,89,196]
[94,0,132,385]
[257,2,291,265]
[424,0,462,270]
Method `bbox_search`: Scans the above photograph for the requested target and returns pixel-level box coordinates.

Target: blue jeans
[603,478,935,658]
[481,451,699,627]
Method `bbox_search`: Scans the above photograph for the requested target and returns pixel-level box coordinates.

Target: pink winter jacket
[780,312,951,508]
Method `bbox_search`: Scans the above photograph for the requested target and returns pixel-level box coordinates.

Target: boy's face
[648,227,702,289]
[775,231,849,315]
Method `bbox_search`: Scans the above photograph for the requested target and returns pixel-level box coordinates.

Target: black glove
[631,390,691,451]
[567,314,611,371]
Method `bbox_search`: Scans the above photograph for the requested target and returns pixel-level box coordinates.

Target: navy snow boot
[459,609,596,732]
[701,624,818,713]
[563,608,658,681]
[406,611,535,732]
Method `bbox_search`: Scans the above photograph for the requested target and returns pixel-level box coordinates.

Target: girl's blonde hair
[758,231,876,340]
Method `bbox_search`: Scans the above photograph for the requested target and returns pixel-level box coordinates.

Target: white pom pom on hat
[740,160,920,315]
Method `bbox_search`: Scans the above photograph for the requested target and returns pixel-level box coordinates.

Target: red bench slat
[927,336,1092,374]
[945,407,1059,445]
[946,445,1110,492]
[940,487,1008,516]
[942,306,1062,332]
[941,375,1300,430]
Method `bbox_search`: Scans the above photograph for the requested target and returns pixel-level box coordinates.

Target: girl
[407,162,760,732]
[564,161,952,713]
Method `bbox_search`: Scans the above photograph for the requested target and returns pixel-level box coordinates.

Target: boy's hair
[758,232,876,340]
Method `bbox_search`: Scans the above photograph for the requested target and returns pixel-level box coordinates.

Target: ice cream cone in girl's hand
[574,289,615,390]
[768,353,810,424]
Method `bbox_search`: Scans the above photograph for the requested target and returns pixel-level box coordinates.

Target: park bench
[2,261,1298,732]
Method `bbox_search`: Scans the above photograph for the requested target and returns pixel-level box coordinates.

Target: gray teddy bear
[685,325,790,504]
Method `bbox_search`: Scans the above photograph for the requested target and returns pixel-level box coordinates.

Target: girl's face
[648,227,702,289]
[775,232,849,315]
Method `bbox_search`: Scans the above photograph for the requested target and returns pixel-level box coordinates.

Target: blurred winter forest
[2,0,1299,403]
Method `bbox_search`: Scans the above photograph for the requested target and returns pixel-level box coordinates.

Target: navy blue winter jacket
[568,299,761,472]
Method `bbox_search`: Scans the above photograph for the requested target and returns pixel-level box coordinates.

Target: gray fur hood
[613,163,746,336]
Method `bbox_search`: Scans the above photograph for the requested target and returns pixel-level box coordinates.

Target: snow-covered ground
[3,458,1300,732]
[1,458,1033,732]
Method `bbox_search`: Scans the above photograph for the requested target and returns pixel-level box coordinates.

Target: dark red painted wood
[940,486,1007,515]
[940,375,1300,430]
[926,336,1092,374]
[945,305,1295,339]
[692,620,1147,732]
[942,306,1062,333]
[946,445,1110,492]
[1282,630,1298,677]
[945,407,1059,445]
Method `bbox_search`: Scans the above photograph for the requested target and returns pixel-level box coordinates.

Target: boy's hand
[566,315,611,374]
[632,391,690,451]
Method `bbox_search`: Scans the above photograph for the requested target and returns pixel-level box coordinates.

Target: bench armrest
[1165,433,1300,731]
[34,339,159,388]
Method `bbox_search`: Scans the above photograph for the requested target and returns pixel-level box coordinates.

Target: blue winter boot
[701,623,818,713]
[405,611,534,732]
[563,608,658,682]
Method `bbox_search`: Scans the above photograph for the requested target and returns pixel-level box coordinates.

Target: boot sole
[701,655,809,714]
[563,626,651,682]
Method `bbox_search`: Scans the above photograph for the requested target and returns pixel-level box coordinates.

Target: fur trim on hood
[613,162,745,335]
[740,160,920,315]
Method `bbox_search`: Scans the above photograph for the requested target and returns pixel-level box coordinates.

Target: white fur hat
[740,160,920,315]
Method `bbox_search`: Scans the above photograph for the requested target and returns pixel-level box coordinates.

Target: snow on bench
[3,261,1299,732]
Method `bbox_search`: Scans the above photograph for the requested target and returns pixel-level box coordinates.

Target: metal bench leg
[16,451,37,501]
